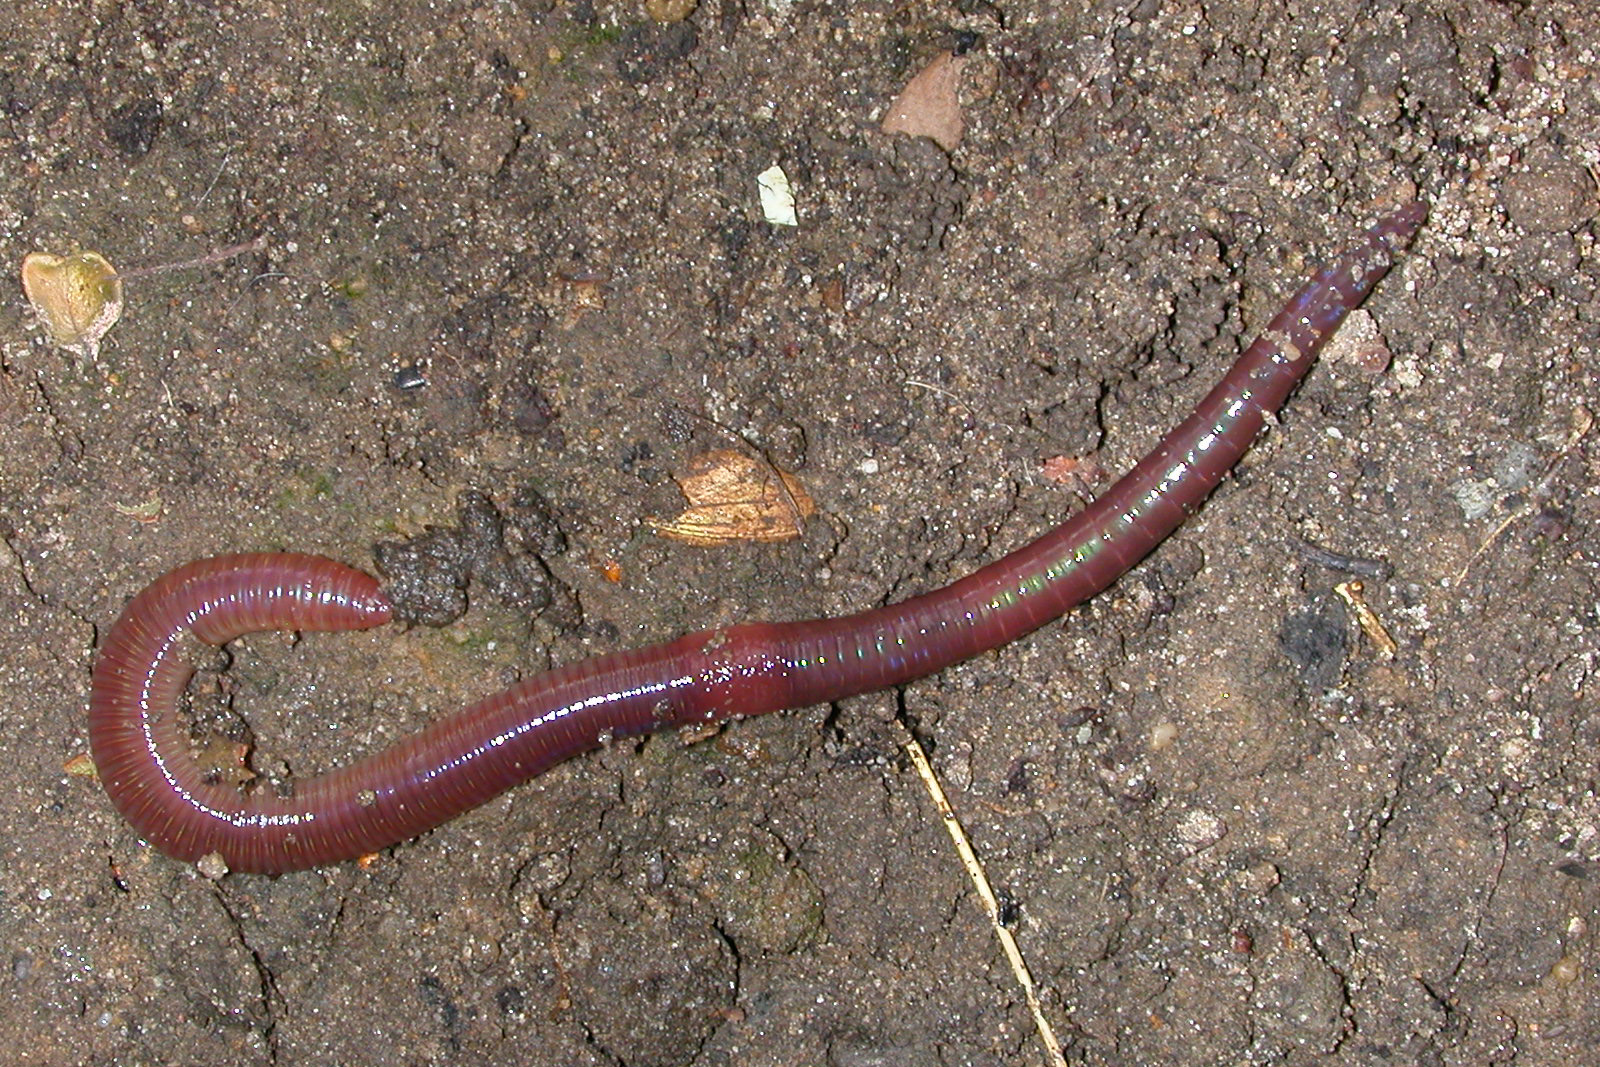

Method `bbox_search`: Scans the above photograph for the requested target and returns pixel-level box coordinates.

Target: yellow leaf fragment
[112,491,164,524]
[881,51,970,152]
[651,449,816,546]
[63,752,99,779]
[20,251,125,359]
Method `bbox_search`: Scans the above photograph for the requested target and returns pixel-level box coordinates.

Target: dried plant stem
[115,235,267,281]
[897,720,1069,1067]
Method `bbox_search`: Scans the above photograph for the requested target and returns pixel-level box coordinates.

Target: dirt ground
[1,1,1597,1064]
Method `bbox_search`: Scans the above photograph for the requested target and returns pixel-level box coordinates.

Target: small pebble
[1500,148,1597,233]
[196,852,230,880]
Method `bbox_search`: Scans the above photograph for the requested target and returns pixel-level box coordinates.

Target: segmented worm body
[89,203,1425,873]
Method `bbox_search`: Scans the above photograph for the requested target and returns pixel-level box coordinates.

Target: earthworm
[89,202,1426,874]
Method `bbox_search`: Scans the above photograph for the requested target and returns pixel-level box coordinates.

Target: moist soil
[2,2,1598,1064]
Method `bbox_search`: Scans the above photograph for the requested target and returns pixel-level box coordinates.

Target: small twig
[1335,580,1398,659]
[1287,537,1393,580]
[904,378,1024,438]
[904,378,971,408]
[114,235,268,282]
[1455,406,1593,584]
[220,271,290,325]
[896,719,1069,1067]
[193,151,233,207]
[1041,0,1141,125]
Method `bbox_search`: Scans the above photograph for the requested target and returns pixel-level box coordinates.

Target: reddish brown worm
[90,203,1426,873]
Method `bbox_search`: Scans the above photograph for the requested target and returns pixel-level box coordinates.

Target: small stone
[1174,808,1228,851]
[645,0,697,21]
[1501,147,1597,233]
[195,852,230,880]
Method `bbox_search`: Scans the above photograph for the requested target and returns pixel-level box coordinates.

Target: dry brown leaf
[881,51,970,152]
[651,449,815,546]
[20,251,125,359]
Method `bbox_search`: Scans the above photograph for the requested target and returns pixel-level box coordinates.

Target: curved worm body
[90,204,1425,873]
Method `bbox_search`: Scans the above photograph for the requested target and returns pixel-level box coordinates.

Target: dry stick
[896,720,1069,1067]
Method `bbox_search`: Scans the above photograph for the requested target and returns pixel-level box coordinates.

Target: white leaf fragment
[756,164,798,227]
